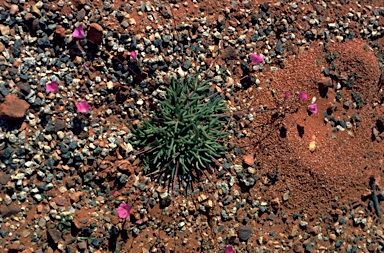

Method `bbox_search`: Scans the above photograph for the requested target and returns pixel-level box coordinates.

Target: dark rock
[238,225,252,241]
[87,23,103,45]
[335,240,343,248]
[0,83,8,97]
[19,83,31,96]
[160,195,171,208]
[260,2,270,12]
[275,39,284,55]
[37,36,50,48]
[1,146,13,159]
[0,230,7,238]
[182,60,191,70]
[13,39,21,57]
[1,206,22,218]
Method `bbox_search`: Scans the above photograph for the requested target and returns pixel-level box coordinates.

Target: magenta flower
[76,101,91,114]
[130,51,137,60]
[299,91,308,101]
[225,245,233,253]
[251,53,264,64]
[117,203,131,219]
[46,81,59,93]
[308,103,318,114]
[72,25,85,39]
[284,92,290,99]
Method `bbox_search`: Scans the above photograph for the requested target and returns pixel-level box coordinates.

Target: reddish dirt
[1,0,384,252]
[234,39,383,215]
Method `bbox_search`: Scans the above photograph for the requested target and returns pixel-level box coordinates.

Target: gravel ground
[0,0,384,252]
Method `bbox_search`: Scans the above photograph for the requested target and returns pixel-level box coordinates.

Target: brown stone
[72,0,86,10]
[88,23,104,45]
[243,154,254,166]
[70,192,83,203]
[0,94,29,120]
[1,205,22,218]
[9,4,19,15]
[55,26,66,38]
[54,195,67,206]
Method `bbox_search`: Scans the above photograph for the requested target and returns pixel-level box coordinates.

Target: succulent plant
[130,73,229,188]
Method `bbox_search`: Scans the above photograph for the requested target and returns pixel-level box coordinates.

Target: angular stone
[9,5,19,15]
[76,9,86,21]
[238,225,253,241]
[88,23,103,45]
[54,26,66,38]
[0,173,11,185]
[47,229,62,244]
[243,154,254,166]
[54,195,67,206]
[70,192,83,202]
[222,46,238,60]
[0,94,29,120]
[54,118,66,132]
[72,0,86,10]
[1,205,22,218]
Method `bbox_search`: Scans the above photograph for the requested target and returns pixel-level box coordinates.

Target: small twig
[370,176,381,218]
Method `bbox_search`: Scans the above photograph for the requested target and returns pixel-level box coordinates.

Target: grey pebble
[238,225,253,241]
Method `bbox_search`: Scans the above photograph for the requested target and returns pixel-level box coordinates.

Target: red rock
[243,154,254,166]
[88,23,103,45]
[72,0,86,10]
[54,195,67,206]
[69,192,83,202]
[0,94,29,120]
[54,26,66,38]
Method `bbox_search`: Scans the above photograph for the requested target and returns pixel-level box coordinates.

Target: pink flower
[135,220,141,225]
[251,53,264,64]
[284,92,290,99]
[225,245,233,253]
[72,25,85,39]
[130,51,137,60]
[299,91,308,101]
[46,81,59,93]
[76,101,91,114]
[117,203,131,219]
[308,103,318,114]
